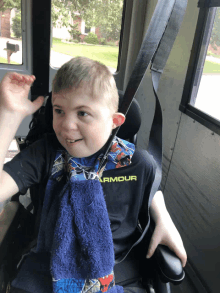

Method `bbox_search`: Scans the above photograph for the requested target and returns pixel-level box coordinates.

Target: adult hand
[0,72,44,118]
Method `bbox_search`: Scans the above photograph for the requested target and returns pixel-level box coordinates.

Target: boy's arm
[0,72,44,202]
[0,110,22,201]
[147,190,187,267]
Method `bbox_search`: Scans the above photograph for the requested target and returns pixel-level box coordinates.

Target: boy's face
[52,87,124,158]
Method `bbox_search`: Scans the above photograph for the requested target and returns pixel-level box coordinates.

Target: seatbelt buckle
[150,63,164,74]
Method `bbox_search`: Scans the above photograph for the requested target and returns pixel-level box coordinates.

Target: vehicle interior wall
[135,0,220,292]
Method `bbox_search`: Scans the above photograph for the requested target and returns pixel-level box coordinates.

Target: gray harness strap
[113,0,188,264]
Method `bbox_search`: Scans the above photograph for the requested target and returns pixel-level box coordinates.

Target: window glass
[85,26,91,34]
[0,1,22,65]
[51,0,124,73]
[190,7,220,120]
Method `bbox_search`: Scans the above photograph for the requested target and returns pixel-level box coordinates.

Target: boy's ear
[112,113,125,129]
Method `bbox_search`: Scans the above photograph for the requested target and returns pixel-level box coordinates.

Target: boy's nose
[61,116,78,130]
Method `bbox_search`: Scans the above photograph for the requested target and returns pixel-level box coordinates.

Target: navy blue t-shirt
[3,133,156,258]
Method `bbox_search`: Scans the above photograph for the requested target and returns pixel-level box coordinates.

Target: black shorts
[10,249,146,293]
[10,282,145,293]
[114,248,146,293]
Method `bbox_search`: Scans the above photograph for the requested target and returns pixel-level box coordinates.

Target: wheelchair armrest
[0,201,34,264]
[153,244,185,285]
[141,218,185,285]
[0,201,21,265]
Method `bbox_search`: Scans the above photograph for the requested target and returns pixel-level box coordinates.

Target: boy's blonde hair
[52,56,119,112]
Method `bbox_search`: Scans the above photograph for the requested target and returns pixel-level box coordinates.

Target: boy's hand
[0,72,44,117]
[146,214,187,267]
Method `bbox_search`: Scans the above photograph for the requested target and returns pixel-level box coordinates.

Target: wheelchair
[0,93,185,293]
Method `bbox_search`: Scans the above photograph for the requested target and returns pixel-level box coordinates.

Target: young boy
[0,57,186,293]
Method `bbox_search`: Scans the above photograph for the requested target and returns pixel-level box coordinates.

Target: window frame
[0,0,30,71]
[179,0,220,135]
[0,0,36,137]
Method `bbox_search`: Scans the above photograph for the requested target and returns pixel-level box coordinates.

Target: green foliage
[52,38,118,68]
[0,0,21,11]
[51,0,123,41]
[0,55,18,64]
[11,11,21,38]
[204,60,220,73]
[98,0,123,41]
[210,9,220,50]
[100,38,107,45]
[84,32,98,44]
[5,0,123,43]
[106,40,117,46]
[52,0,91,28]
[207,50,213,56]
[207,50,220,58]
[68,22,81,42]
[82,0,123,41]
[53,37,62,44]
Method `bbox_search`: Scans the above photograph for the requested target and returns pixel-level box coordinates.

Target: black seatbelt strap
[113,0,188,264]
[148,0,188,210]
[98,0,176,173]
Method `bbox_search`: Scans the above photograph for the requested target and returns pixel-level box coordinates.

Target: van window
[50,0,125,73]
[180,2,220,135]
[0,1,22,65]
[190,7,220,120]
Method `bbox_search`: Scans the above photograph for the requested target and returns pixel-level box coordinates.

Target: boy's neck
[55,134,115,160]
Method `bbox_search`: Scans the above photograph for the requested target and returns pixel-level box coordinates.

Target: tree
[68,22,81,42]
[0,0,21,38]
[210,8,220,51]
[52,0,91,28]
[52,0,123,41]
[78,0,123,41]
[0,0,21,11]
[12,11,21,38]
[98,0,123,40]
[0,0,123,42]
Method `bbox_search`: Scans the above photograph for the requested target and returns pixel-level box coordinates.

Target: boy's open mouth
[66,139,83,143]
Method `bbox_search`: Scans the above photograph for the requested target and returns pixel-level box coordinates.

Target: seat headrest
[117,92,141,140]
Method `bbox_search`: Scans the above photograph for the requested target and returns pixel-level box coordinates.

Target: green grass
[207,50,220,59]
[51,38,119,68]
[0,56,19,65]
[203,60,220,73]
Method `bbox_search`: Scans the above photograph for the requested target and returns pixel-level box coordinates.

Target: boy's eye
[78,111,88,117]
[54,109,64,115]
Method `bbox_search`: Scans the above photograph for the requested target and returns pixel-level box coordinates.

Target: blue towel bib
[36,137,135,293]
